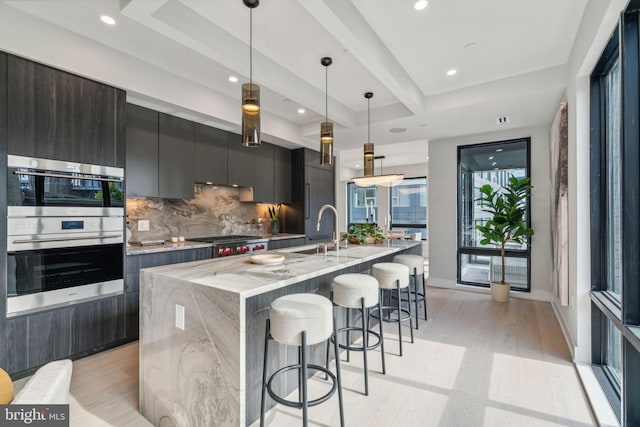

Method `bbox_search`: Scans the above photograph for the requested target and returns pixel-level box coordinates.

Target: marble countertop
[126,233,305,255]
[141,240,420,299]
[126,240,213,255]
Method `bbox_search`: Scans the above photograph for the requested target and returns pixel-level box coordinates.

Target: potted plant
[341,223,384,245]
[475,175,534,302]
[268,204,281,235]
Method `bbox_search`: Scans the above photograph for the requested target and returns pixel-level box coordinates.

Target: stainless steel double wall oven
[6,155,125,316]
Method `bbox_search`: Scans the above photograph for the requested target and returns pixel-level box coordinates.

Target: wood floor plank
[12,287,595,427]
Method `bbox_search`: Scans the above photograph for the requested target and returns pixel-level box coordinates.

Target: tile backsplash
[126,185,274,242]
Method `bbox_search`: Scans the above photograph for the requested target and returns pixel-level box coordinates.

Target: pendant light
[352,92,404,187]
[241,0,261,147]
[320,57,334,166]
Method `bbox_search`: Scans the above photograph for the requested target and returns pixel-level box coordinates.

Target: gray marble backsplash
[127,185,274,241]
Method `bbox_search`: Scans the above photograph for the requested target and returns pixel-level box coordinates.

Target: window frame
[456,138,532,291]
[389,176,427,240]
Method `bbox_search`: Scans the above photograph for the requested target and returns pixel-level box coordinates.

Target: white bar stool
[370,262,413,356]
[260,293,344,427]
[328,273,385,396]
[393,254,428,329]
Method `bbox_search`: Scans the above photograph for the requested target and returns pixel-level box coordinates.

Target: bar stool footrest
[370,306,412,323]
[332,327,382,352]
[266,363,337,408]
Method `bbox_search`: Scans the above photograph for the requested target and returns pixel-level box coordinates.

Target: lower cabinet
[5,295,126,377]
[125,247,212,339]
[268,237,305,250]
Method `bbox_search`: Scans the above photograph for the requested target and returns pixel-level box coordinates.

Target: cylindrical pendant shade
[363,142,374,176]
[320,121,334,166]
[242,83,261,147]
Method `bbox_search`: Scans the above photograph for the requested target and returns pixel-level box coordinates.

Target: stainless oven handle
[13,234,122,244]
[13,170,123,182]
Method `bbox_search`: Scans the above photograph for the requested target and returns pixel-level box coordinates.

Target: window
[590,10,640,423]
[390,177,427,239]
[347,183,378,225]
[457,138,531,290]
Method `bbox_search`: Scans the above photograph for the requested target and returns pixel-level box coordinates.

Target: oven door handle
[13,170,123,182]
[12,234,122,244]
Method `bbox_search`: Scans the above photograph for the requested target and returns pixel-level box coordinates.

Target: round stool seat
[270,293,333,346]
[371,263,409,289]
[331,274,379,309]
[393,254,424,275]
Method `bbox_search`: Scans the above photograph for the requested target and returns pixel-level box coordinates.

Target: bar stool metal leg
[346,307,351,363]
[332,307,345,427]
[301,331,308,427]
[361,297,369,396]
[260,319,270,427]
[378,293,386,375]
[413,268,420,329]
[422,273,428,320]
[396,280,403,357]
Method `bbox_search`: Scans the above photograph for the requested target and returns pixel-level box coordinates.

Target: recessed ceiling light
[414,0,428,10]
[297,108,305,114]
[489,156,494,160]
[355,164,360,168]
[496,148,504,152]
[100,15,116,25]
[389,127,406,133]
[446,69,457,76]
[228,76,238,83]
[491,162,497,166]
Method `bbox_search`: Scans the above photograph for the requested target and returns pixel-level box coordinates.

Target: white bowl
[250,254,285,265]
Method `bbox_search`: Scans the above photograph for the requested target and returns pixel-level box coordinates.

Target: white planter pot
[490,281,510,302]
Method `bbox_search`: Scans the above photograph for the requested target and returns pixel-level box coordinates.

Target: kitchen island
[139,240,421,427]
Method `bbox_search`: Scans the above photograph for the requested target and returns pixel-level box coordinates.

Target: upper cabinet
[194,124,227,184]
[226,133,255,188]
[126,104,159,198]
[274,145,292,204]
[253,143,274,203]
[6,54,125,167]
[125,103,292,203]
[158,113,195,199]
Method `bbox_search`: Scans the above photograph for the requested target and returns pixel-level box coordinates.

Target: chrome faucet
[317,204,340,254]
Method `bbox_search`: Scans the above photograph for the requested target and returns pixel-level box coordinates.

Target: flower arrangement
[268,204,281,223]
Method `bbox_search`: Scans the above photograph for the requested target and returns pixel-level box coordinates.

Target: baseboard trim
[427,277,552,302]
[550,299,577,360]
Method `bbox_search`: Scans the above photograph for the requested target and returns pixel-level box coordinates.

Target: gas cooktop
[190,235,266,244]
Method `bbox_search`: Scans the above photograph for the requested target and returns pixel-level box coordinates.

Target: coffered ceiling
[0,0,588,168]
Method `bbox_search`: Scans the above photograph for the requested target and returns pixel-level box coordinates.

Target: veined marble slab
[143,240,417,299]
[139,240,420,427]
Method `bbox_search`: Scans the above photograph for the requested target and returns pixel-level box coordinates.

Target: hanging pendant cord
[249,8,253,96]
[325,66,329,121]
[367,98,370,144]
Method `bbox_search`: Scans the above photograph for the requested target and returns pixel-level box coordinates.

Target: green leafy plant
[475,175,534,285]
[342,223,384,245]
[268,204,281,222]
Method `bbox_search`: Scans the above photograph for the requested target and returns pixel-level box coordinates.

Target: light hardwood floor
[15,287,595,427]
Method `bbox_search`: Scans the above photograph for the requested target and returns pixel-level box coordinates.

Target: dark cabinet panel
[71,295,125,355]
[7,55,125,167]
[125,292,139,340]
[274,145,292,203]
[27,309,72,368]
[126,104,159,197]
[0,52,7,371]
[159,113,195,199]
[195,124,228,184]
[5,317,28,374]
[253,143,274,203]
[305,165,335,241]
[268,237,305,250]
[227,133,255,187]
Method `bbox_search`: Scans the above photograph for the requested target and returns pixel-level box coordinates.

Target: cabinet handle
[305,183,310,219]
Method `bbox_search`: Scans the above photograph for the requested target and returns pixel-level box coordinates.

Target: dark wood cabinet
[227,133,255,187]
[195,124,227,184]
[126,104,159,197]
[5,295,127,377]
[6,55,125,167]
[268,237,305,250]
[253,143,274,202]
[274,145,292,203]
[159,113,195,199]
[124,247,211,339]
[0,52,7,371]
[291,149,335,243]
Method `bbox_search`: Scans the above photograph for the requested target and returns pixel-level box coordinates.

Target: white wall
[558,0,627,362]
[428,126,552,301]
